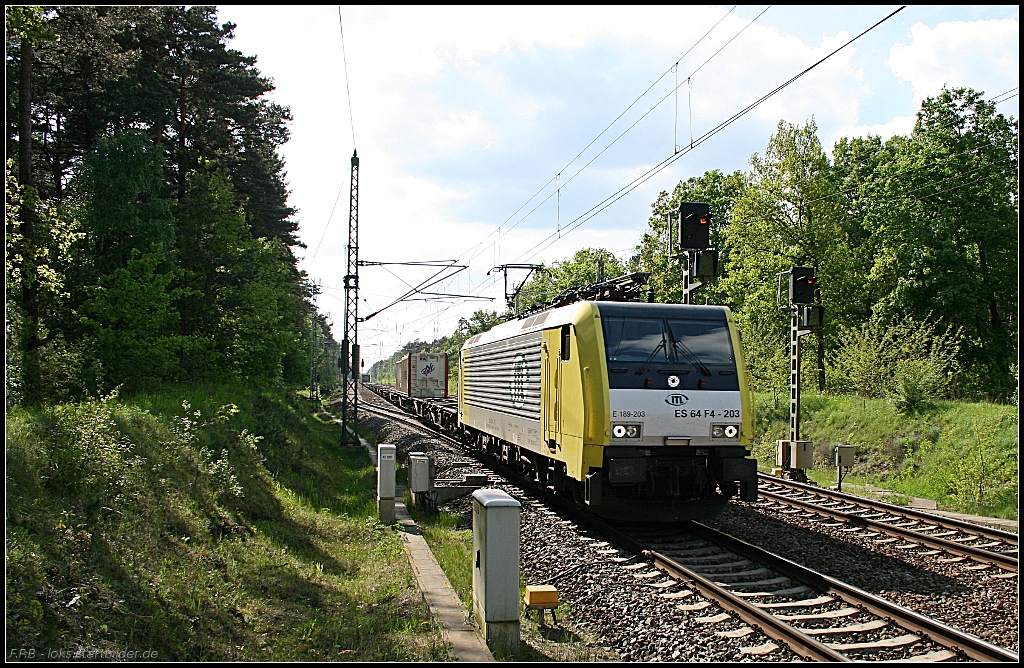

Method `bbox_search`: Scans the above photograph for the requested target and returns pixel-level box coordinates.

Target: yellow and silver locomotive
[459,300,756,521]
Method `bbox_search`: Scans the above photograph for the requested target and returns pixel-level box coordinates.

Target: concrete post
[377,444,396,524]
[472,489,521,654]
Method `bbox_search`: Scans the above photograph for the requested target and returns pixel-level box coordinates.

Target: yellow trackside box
[524,585,559,607]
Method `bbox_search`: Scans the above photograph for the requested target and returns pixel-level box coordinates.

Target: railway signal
[678,201,711,249]
[775,266,825,483]
[666,201,719,304]
[789,265,816,304]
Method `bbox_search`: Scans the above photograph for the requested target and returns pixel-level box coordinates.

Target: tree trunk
[18,35,41,401]
[54,111,63,200]
[19,39,32,185]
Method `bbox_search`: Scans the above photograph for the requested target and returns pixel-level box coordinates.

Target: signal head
[679,201,711,249]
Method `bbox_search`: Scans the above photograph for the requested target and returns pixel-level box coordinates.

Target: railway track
[756,474,1018,574]
[355,392,1018,662]
[626,525,1017,662]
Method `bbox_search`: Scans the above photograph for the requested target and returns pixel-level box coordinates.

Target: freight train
[372,299,757,522]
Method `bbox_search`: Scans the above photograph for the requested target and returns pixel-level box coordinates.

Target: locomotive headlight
[711,423,740,439]
[612,423,642,439]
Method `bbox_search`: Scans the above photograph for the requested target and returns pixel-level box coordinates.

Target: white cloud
[888,19,1019,106]
[828,115,916,148]
[217,7,1018,364]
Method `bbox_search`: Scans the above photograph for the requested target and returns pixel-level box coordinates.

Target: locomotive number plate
[673,409,742,418]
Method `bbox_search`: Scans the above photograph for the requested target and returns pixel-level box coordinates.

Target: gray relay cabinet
[472,489,521,653]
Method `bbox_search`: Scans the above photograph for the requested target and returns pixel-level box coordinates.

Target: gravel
[711,501,1019,653]
[357,390,801,662]
[357,388,1018,660]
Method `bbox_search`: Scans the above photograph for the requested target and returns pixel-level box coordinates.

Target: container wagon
[396,352,449,398]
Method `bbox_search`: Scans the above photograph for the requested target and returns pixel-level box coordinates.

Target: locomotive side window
[560,324,571,361]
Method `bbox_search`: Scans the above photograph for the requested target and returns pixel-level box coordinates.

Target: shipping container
[396,352,449,398]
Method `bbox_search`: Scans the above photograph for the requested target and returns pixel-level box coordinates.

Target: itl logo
[665,394,689,406]
[510,354,528,409]
[422,364,434,376]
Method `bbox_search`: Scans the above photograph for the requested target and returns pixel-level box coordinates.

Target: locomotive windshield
[666,318,734,365]
[603,316,734,366]
[602,318,667,362]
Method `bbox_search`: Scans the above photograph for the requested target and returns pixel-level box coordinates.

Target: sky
[215,5,1019,368]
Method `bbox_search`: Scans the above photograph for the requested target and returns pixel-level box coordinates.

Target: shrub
[891,358,946,414]
[45,388,141,517]
[826,314,961,407]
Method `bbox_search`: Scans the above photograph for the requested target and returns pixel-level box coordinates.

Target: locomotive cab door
[542,328,562,449]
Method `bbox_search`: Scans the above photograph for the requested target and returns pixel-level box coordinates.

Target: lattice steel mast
[341,151,359,446]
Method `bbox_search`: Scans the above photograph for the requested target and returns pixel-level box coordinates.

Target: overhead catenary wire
[463,6,769,268]
[365,6,911,353]
[368,6,989,361]
[338,6,357,149]
[312,7,359,261]
[464,5,908,294]
[458,5,742,265]
[312,183,345,259]
[991,86,1018,104]
[720,87,1015,230]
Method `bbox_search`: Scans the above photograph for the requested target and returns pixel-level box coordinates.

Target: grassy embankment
[751,392,1018,520]
[5,384,451,661]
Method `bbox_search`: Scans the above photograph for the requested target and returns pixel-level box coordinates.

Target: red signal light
[699,217,708,224]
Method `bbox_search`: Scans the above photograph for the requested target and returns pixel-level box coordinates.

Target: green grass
[6,384,452,661]
[751,391,1018,519]
[404,493,473,610]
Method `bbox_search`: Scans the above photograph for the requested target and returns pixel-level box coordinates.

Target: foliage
[755,392,1017,519]
[718,119,857,395]
[74,249,180,390]
[75,131,176,276]
[518,247,627,312]
[5,383,452,660]
[5,6,58,46]
[5,7,323,405]
[6,158,85,404]
[43,389,141,519]
[174,163,298,383]
[851,88,1018,399]
[825,314,963,410]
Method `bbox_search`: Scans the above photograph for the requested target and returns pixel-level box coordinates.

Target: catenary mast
[341,151,359,446]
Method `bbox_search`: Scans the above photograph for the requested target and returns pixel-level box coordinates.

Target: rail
[758,474,1017,572]
[356,388,1019,662]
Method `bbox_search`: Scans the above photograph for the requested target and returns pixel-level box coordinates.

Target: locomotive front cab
[586,302,758,519]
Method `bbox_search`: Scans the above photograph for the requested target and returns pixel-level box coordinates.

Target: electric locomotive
[459,299,757,522]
